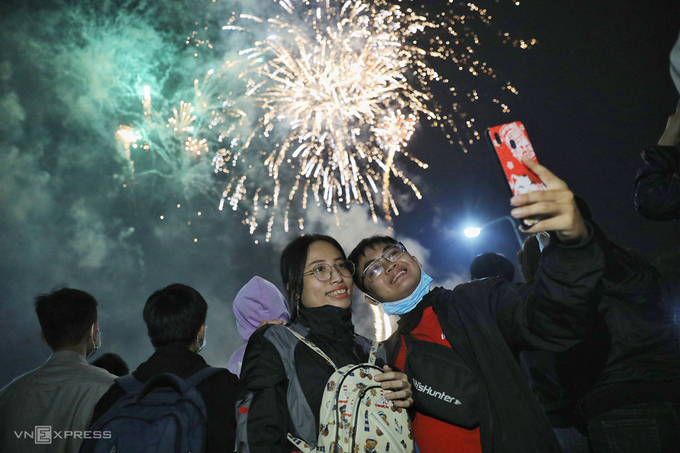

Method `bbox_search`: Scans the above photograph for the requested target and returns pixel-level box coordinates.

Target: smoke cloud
[0,0,463,387]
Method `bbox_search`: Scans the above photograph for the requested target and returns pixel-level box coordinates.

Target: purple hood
[227,276,290,376]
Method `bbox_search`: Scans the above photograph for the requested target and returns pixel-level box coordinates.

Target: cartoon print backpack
[79,367,222,453]
[285,328,415,453]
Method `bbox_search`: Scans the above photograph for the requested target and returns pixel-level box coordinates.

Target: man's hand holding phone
[509,156,588,245]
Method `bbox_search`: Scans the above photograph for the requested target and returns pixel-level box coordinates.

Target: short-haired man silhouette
[91,283,241,453]
[0,288,115,453]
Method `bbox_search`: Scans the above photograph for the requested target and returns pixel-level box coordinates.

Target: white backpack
[285,328,415,453]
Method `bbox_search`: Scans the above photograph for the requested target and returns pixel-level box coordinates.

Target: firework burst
[110,0,532,240]
[200,0,532,238]
[113,67,248,197]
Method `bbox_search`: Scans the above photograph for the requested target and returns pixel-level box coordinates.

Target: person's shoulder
[453,278,515,294]
[353,334,376,352]
[79,362,117,386]
[431,281,498,300]
[195,367,241,396]
[379,330,402,355]
[432,280,520,313]
[0,363,47,399]
[207,367,239,384]
[252,321,308,347]
[0,369,35,399]
[249,321,286,340]
[641,145,680,165]
[242,322,297,366]
[354,333,373,344]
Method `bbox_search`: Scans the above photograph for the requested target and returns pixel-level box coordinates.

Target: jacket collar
[47,350,88,365]
[396,293,435,335]
[133,343,207,381]
[297,304,355,339]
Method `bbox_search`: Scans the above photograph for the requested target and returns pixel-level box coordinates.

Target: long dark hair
[280,234,346,321]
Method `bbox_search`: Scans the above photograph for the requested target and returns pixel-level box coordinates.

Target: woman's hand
[257,319,287,328]
[374,365,413,408]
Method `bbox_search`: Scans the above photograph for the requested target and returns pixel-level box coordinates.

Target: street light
[463,216,523,248]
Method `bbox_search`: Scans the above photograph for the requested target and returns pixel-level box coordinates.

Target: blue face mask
[382,269,433,316]
[536,231,550,252]
[197,327,207,353]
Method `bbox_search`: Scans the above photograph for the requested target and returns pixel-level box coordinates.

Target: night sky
[1,0,679,387]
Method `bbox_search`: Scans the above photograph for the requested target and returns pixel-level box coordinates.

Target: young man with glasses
[348,158,607,453]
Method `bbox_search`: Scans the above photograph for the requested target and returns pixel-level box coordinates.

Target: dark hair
[34,288,98,350]
[280,234,346,321]
[469,253,515,282]
[143,283,207,348]
[91,352,129,376]
[517,235,541,282]
[348,235,398,293]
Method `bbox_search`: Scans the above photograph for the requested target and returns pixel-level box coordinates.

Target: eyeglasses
[361,242,407,283]
[303,260,356,282]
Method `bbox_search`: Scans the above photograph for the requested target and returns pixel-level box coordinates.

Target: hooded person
[227,276,291,377]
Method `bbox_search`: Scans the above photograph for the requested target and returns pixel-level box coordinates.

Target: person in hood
[227,276,291,377]
[235,234,413,452]
[671,33,680,95]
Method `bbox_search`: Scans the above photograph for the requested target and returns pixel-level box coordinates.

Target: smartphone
[486,121,546,226]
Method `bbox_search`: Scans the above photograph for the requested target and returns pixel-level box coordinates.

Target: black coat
[575,224,680,421]
[634,144,680,221]
[236,305,380,453]
[384,226,606,453]
[91,344,241,453]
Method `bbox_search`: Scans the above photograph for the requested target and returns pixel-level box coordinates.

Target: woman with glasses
[235,234,412,452]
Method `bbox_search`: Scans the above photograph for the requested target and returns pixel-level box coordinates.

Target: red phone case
[486,121,546,197]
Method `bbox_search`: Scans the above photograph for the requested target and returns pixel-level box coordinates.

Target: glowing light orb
[464,227,482,238]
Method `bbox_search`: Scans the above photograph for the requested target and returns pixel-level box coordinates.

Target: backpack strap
[368,340,379,366]
[383,332,404,369]
[284,326,337,370]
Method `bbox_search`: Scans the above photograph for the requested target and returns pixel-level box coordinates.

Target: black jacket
[521,209,680,424]
[575,225,680,421]
[384,227,605,453]
[91,344,241,453]
[634,144,680,220]
[236,305,380,453]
